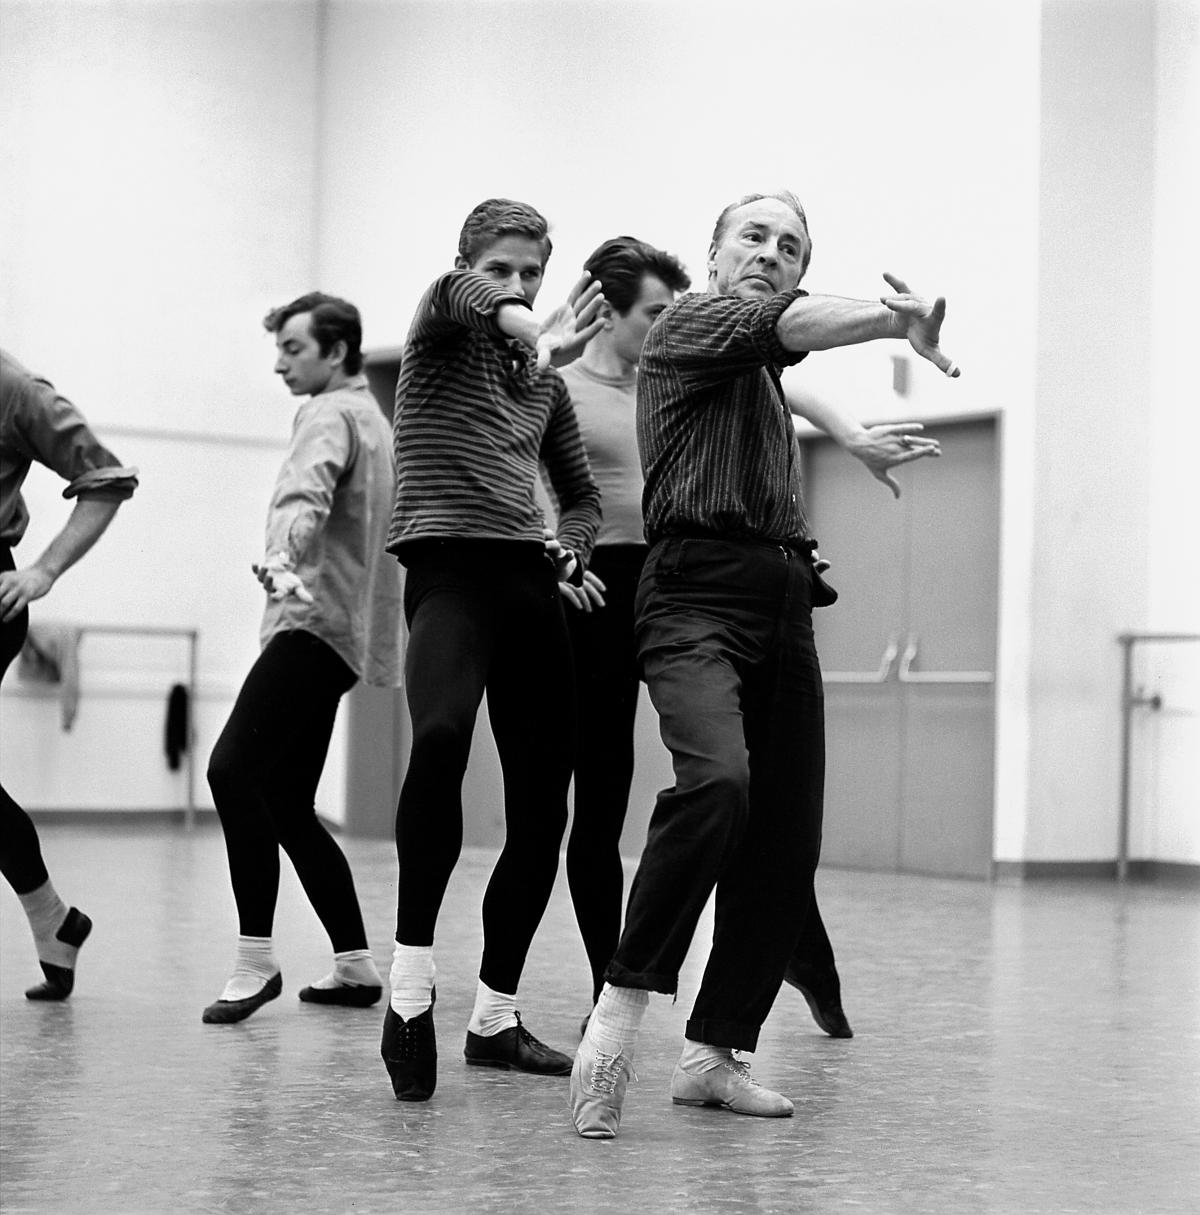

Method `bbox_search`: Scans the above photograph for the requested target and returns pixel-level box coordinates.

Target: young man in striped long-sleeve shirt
[570,190,961,1139]
[380,198,604,1102]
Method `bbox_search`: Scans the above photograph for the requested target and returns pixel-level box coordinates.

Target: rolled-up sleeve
[5,364,139,502]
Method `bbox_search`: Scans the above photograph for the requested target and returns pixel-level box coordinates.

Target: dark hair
[582,236,691,315]
[262,292,363,375]
[711,190,813,276]
[457,198,552,266]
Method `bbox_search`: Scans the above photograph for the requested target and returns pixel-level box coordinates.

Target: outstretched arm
[0,497,120,621]
[777,273,960,377]
[788,388,941,499]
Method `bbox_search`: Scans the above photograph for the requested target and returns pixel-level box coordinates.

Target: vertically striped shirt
[637,289,810,544]
[387,270,600,564]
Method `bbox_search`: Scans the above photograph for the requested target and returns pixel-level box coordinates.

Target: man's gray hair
[710,191,812,275]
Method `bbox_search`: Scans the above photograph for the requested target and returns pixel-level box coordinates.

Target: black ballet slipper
[381,988,437,1101]
[298,982,382,1008]
[783,962,854,1039]
[201,972,283,1024]
[25,907,93,1001]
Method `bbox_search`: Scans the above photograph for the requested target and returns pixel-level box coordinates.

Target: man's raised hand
[543,272,605,369]
[880,273,960,378]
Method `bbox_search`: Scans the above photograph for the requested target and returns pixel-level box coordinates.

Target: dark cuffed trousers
[605,536,826,1052]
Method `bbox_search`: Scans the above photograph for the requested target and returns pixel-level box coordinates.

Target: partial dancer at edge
[1,349,139,1000]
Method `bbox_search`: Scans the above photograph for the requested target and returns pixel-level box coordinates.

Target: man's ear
[600,301,615,327]
[706,240,718,277]
[330,339,348,368]
[454,255,470,271]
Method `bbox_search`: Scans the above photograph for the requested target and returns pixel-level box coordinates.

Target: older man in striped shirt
[571,190,960,1139]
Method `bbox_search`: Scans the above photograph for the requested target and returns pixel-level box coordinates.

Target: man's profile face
[273,313,341,397]
[459,234,547,306]
[707,198,810,300]
[610,274,677,365]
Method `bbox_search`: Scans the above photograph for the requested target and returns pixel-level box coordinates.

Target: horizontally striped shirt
[387,270,600,564]
[637,289,810,545]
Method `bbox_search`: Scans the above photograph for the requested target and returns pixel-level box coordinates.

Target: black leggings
[565,544,647,1004]
[208,629,367,951]
[0,545,47,896]
[395,541,574,995]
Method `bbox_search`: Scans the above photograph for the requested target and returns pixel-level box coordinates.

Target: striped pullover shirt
[386,270,600,564]
[637,288,810,545]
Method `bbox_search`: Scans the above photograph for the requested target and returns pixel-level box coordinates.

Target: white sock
[389,942,435,1020]
[677,1037,731,1075]
[219,936,279,1001]
[18,880,74,968]
[309,948,383,991]
[586,983,649,1056]
[467,980,517,1037]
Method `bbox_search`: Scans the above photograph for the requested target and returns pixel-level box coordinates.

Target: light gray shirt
[558,361,644,547]
[261,375,401,687]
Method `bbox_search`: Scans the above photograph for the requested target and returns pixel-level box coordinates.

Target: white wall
[318,0,1037,429]
[0,0,348,817]
[1137,0,1200,862]
[316,0,1048,856]
[1015,0,1199,865]
[2,0,1194,865]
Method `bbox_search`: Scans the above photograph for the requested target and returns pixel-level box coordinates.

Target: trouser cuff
[684,1015,760,1053]
[603,959,677,996]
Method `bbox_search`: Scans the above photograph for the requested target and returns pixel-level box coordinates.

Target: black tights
[0,544,49,896]
[394,541,574,996]
[565,545,647,1004]
[208,630,367,951]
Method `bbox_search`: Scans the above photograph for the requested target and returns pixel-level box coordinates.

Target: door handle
[897,637,994,684]
[822,636,899,684]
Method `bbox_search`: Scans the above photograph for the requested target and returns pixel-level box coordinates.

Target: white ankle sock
[18,880,74,968]
[586,983,649,1056]
[467,980,517,1037]
[219,936,279,1001]
[678,1037,731,1074]
[389,943,435,1019]
[309,948,383,991]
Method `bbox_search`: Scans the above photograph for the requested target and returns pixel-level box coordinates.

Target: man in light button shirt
[202,293,401,1025]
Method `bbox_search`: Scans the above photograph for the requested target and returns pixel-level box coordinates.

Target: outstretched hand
[880,273,960,378]
[847,423,941,498]
[538,272,605,370]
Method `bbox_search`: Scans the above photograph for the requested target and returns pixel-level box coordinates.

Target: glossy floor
[1,821,1197,1214]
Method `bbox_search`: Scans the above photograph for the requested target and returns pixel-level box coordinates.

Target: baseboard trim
[25,808,219,827]
[1124,860,1200,886]
[994,859,1200,886]
[25,808,344,835]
